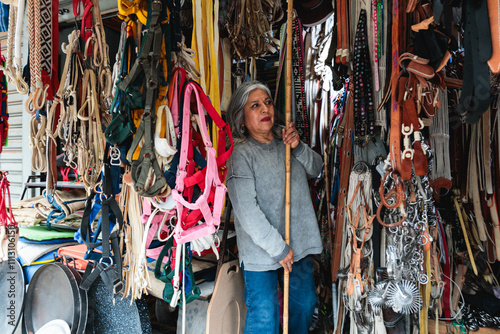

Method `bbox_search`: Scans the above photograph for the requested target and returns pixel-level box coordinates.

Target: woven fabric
[40,0,52,74]
[0,3,8,32]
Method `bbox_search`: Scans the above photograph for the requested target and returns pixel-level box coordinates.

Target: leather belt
[333,88,354,281]
[389,0,402,174]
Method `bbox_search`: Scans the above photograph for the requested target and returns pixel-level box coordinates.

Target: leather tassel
[401,155,413,180]
[413,140,428,176]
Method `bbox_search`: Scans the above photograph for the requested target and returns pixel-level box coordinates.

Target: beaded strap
[372,0,380,92]
[352,10,375,142]
[292,18,310,144]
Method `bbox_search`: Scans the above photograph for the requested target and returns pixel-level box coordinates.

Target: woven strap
[80,159,124,295]
[40,0,52,76]
[353,10,375,142]
[292,18,309,145]
[26,0,48,113]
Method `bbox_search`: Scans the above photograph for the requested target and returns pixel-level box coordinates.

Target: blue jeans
[242,256,317,334]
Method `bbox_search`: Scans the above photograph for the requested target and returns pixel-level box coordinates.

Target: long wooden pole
[283,0,293,333]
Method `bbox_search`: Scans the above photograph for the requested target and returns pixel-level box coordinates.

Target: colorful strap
[171,80,233,244]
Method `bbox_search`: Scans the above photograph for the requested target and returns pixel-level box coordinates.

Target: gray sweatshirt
[226,137,323,271]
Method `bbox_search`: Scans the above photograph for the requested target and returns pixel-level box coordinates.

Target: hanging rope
[29,112,47,173]
[25,0,48,113]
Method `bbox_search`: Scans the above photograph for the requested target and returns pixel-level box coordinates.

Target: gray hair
[226,81,282,143]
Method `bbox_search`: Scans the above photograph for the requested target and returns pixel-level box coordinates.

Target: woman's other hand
[282,122,300,149]
[279,248,295,273]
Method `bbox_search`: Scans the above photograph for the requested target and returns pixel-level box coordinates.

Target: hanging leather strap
[389,0,402,174]
[468,123,487,241]
[482,108,493,194]
[488,0,500,73]
[488,195,500,259]
[332,89,354,281]
[437,211,452,319]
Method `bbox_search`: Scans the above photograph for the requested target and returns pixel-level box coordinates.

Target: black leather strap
[457,0,492,124]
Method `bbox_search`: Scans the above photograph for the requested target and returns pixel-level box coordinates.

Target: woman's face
[243,88,274,139]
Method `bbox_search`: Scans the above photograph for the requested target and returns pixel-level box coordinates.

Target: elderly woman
[226,81,323,333]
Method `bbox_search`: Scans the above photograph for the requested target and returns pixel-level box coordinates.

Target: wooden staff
[283,0,293,333]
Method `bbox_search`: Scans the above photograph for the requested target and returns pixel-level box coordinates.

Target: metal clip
[110,145,121,166]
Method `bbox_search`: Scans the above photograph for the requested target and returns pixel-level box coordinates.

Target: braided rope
[4,5,16,82]
[25,0,47,112]
[32,0,42,88]
[76,70,104,191]
[92,0,113,111]
[29,114,48,173]
[12,0,28,94]
[27,0,34,87]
